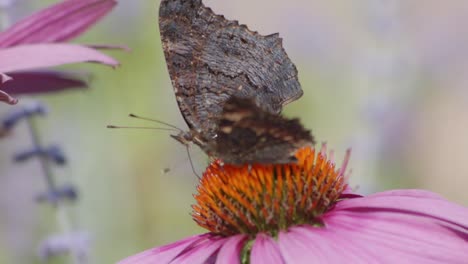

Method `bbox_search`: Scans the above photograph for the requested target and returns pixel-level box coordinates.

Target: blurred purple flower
[119,147,468,263]
[38,231,91,261]
[0,0,120,105]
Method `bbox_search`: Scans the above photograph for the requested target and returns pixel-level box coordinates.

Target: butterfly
[159,0,314,164]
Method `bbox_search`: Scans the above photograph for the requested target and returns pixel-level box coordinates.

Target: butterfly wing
[159,0,303,140]
[210,97,314,164]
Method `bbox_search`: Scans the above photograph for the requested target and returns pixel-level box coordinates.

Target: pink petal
[278,229,328,264]
[1,72,12,83]
[316,190,468,263]
[215,235,247,264]
[323,213,468,263]
[0,0,117,47]
[0,73,17,105]
[117,234,210,264]
[274,190,468,263]
[1,70,88,95]
[370,189,446,200]
[283,226,379,263]
[250,233,284,264]
[333,189,468,230]
[0,89,18,105]
[172,236,227,264]
[293,226,414,263]
[0,43,119,73]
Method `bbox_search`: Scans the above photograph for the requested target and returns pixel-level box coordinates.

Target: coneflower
[118,145,468,263]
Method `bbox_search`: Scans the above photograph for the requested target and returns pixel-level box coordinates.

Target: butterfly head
[170,130,208,149]
[170,131,193,147]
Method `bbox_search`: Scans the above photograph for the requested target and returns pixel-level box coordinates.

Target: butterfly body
[206,97,314,164]
[170,97,314,165]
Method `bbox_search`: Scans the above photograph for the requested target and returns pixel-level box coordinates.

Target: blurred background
[1,0,468,263]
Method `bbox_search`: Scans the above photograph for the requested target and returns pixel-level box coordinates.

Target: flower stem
[26,117,57,194]
[26,113,85,264]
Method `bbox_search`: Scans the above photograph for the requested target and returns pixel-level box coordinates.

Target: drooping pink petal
[1,70,88,95]
[294,225,417,263]
[0,89,18,105]
[215,235,247,264]
[279,226,378,263]
[322,213,468,263]
[307,190,468,263]
[275,190,468,263]
[278,229,327,264]
[368,189,446,200]
[117,234,211,264]
[0,0,117,48]
[0,43,119,73]
[250,233,284,264]
[333,189,468,230]
[173,235,227,264]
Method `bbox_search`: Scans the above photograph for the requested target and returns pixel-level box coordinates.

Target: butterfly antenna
[129,113,183,132]
[186,145,201,180]
[106,125,179,132]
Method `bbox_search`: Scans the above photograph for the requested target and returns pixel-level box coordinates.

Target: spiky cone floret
[192,146,349,237]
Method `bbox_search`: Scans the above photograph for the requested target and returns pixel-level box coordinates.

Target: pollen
[192,145,350,236]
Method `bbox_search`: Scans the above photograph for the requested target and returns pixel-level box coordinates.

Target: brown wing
[159,0,303,140]
[207,97,314,164]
